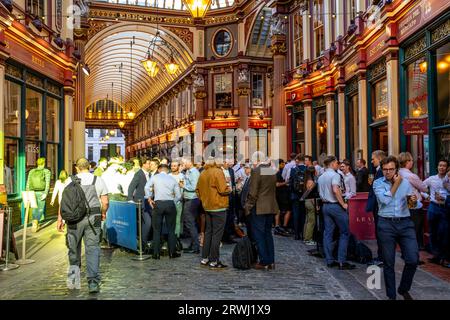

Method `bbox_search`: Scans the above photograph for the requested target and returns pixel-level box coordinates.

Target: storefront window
[406,57,430,178]
[4,81,21,137]
[214,74,232,109]
[295,113,305,155]
[46,96,60,142]
[436,129,450,162]
[436,43,450,126]
[4,138,19,195]
[373,79,388,119]
[26,88,42,141]
[47,143,58,185]
[315,109,327,160]
[294,11,304,67]
[25,141,40,173]
[252,74,264,107]
[249,129,268,160]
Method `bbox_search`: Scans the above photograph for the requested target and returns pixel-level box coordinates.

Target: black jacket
[356,167,370,192]
[365,167,384,213]
[127,169,147,203]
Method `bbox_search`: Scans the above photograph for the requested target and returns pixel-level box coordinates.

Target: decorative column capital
[270,34,287,56]
[236,86,250,97]
[194,91,207,100]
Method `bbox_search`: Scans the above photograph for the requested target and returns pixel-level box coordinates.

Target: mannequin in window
[25,157,51,232]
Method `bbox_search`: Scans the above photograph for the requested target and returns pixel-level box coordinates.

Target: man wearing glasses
[373,155,419,300]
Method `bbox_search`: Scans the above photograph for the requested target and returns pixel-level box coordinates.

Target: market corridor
[1,222,449,300]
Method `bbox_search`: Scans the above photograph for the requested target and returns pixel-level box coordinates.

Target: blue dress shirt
[183,167,200,199]
[145,172,181,202]
[373,176,414,218]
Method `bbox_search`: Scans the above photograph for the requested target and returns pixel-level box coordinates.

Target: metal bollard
[15,201,35,265]
[1,207,20,271]
[132,199,150,261]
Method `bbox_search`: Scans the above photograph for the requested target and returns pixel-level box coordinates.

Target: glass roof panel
[98,0,235,10]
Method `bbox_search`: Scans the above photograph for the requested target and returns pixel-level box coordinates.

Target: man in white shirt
[424,160,449,265]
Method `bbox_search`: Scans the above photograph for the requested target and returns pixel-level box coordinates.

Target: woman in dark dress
[274,159,292,236]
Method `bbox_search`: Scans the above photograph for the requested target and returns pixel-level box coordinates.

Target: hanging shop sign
[249,120,271,129]
[398,0,449,43]
[366,34,388,65]
[4,33,65,83]
[204,120,239,130]
[312,80,327,98]
[402,118,429,135]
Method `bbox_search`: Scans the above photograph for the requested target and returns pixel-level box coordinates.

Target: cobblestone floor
[1,221,450,300]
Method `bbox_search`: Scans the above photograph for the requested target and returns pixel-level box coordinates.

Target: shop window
[372,79,388,120]
[4,138,19,195]
[436,129,450,162]
[25,141,40,173]
[47,143,58,185]
[436,43,450,126]
[406,57,430,178]
[313,0,325,58]
[27,0,45,19]
[26,88,42,141]
[315,109,327,159]
[252,74,264,108]
[249,129,268,160]
[294,111,305,154]
[87,129,94,137]
[214,74,232,109]
[213,29,233,57]
[46,96,60,143]
[4,81,21,137]
[294,11,304,66]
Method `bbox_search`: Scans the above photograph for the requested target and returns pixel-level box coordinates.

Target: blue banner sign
[106,200,137,251]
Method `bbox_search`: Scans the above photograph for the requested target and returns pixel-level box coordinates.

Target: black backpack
[290,165,306,195]
[60,175,95,225]
[232,237,256,270]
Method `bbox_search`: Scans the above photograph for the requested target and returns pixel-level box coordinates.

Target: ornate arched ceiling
[96,0,236,10]
[85,22,194,113]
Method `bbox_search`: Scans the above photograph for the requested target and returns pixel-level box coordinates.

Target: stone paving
[1,221,450,300]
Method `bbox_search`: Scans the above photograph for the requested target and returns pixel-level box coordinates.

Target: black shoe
[398,290,414,300]
[88,280,99,294]
[294,235,302,241]
[182,247,193,253]
[152,254,160,260]
[327,261,339,268]
[209,261,228,270]
[169,252,181,259]
[418,260,425,266]
[338,262,356,270]
[222,239,237,244]
[427,257,443,265]
[183,249,200,254]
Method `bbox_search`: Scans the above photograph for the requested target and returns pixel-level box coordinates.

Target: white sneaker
[67,266,76,289]
[305,240,317,246]
[74,266,81,289]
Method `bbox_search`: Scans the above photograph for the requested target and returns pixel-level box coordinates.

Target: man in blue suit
[366,150,386,265]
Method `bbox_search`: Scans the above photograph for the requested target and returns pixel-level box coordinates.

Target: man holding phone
[373,155,419,300]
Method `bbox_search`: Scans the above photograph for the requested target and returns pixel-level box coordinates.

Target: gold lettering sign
[32,55,45,68]
[313,84,326,95]
[369,41,385,59]
[4,40,10,49]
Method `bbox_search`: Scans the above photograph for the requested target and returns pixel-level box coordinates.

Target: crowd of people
[46,150,450,299]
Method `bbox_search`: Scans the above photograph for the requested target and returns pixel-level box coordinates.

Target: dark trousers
[141,200,152,245]
[377,217,418,299]
[292,194,306,239]
[251,209,275,265]
[410,208,425,249]
[183,198,200,250]
[427,202,449,260]
[152,200,177,255]
[322,203,349,264]
[372,209,384,260]
[223,193,236,240]
[202,211,226,263]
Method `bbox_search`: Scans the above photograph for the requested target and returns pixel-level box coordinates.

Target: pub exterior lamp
[118,121,125,128]
[82,64,90,76]
[183,0,213,19]
[141,52,159,77]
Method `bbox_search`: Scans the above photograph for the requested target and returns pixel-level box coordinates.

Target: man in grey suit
[127,156,154,245]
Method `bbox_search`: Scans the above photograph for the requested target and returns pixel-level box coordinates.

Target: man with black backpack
[58,158,109,294]
[287,155,312,240]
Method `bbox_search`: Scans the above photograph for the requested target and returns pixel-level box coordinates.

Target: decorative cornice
[194,91,207,99]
